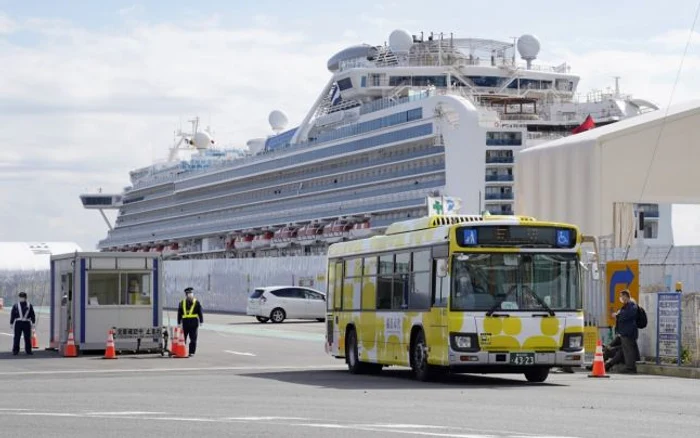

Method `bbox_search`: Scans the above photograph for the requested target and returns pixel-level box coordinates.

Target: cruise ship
[82,30,659,259]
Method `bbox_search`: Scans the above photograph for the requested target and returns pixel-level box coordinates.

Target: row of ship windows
[485,131,523,146]
[123,143,441,215]
[308,108,423,145]
[118,174,446,228]
[122,161,445,224]
[107,193,435,246]
[173,123,434,192]
[264,108,423,152]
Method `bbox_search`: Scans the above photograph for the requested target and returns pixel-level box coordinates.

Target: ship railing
[116,172,445,232]
[101,188,435,246]
[121,148,444,215]
[132,113,434,191]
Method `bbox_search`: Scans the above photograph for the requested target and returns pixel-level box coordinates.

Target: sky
[2,0,700,251]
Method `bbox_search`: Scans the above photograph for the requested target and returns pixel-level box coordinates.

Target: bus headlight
[450,333,479,352]
[562,333,583,351]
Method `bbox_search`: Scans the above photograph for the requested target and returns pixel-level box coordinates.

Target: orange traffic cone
[31,327,39,349]
[588,339,610,378]
[170,327,181,357]
[176,327,188,358]
[63,329,77,357]
[103,329,117,359]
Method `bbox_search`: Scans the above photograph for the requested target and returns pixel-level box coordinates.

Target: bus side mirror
[581,235,600,281]
[436,258,448,278]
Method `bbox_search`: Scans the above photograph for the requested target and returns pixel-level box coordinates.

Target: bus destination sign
[456,225,577,248]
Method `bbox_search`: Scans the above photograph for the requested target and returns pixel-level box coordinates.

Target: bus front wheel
[524,367,550,383]
[411,330,432,381]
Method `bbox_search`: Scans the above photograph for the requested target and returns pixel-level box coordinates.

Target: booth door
[59,273,74,344]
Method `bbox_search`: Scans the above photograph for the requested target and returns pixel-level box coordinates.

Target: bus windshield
[450,252,580,312]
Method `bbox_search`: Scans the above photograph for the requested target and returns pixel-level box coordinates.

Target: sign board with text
[605,260,639,327]
[656,293,682,365]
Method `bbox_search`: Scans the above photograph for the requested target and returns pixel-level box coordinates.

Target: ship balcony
[485,174,514,182]
[484,193,514,201]
[485,156,514,164]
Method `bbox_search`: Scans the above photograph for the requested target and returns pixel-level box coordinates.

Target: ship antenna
[613,76,620,97]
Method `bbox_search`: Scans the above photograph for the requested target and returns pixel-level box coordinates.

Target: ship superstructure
[83,30,659,258]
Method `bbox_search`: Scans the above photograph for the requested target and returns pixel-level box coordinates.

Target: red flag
[572,114,595,134]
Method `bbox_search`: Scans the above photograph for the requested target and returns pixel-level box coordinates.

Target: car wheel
[270,308,286,323]
[256,316,269,323]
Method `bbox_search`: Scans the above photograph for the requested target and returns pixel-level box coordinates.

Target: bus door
[426,255,450,366]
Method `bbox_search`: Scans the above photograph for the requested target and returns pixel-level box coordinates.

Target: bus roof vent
[385,215,484,235]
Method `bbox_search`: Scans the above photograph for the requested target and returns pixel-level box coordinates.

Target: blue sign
[656,293,682,365]
[609,265,634,304]
[462,228,478,245]
[556,229,571,247]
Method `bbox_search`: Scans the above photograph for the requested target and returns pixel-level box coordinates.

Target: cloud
[0,12,15,34]
[0,13,355,250]
[548,31,700,107]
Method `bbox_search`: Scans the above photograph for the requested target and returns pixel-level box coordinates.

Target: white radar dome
[268,110,288,133]
[389,29,413,54]
[246,138,266,155]
[517,34,541,60]
[192,131,214,149]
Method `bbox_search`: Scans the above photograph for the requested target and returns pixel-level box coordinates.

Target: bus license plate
[510,353,535,365]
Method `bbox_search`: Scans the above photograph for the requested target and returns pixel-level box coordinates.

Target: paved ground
[1,309,699,437]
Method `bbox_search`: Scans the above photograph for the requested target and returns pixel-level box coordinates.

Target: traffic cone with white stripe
[31,327,39,349]
[169,326,178,357]
[588,339,610,378]
[176,327,188,358]
[103,329,117,359]
[63,329,77,357]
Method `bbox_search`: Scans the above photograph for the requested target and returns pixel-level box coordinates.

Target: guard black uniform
[10,292,36,356]
[177,287,203,356]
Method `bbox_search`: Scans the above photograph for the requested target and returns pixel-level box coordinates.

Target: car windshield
[450,252,580,312]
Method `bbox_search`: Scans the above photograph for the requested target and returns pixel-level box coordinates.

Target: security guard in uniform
[177,287,203,356]
[10,292,36,356]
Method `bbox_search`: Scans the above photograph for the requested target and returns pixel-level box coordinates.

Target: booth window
[87,271,151,305]
[88,273,120,305]
[123,273,151,305]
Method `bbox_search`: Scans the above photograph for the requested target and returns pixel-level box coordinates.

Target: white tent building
[0,242,82,271]
[515,100,700,247]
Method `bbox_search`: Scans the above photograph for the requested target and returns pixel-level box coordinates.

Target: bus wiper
[529,292,555,316]
[485,299,506,317]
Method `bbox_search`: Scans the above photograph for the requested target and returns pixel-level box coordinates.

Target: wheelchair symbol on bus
[556,230,570,246]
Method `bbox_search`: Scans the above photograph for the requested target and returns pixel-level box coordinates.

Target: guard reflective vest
[181,299,198,319]
[16,303,31,322]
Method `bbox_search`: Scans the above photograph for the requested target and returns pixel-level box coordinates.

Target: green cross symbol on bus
[432,200,443,214]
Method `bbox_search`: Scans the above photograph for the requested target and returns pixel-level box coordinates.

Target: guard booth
[49,252,164,354]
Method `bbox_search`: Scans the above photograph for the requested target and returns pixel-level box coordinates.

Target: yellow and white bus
[324,214,593,382]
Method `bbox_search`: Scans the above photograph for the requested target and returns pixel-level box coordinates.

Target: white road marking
[0,333,12,337]
[0,364,345,377]
[224,350,256,356]
[0,409,30,411]
[85,411,169,416]
[227,416,311,421]
[0,411,580,438]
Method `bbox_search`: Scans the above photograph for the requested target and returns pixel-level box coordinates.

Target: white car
[246,286,327,323]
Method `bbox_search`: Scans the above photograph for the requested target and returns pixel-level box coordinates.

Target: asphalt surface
[1,309,699,438]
